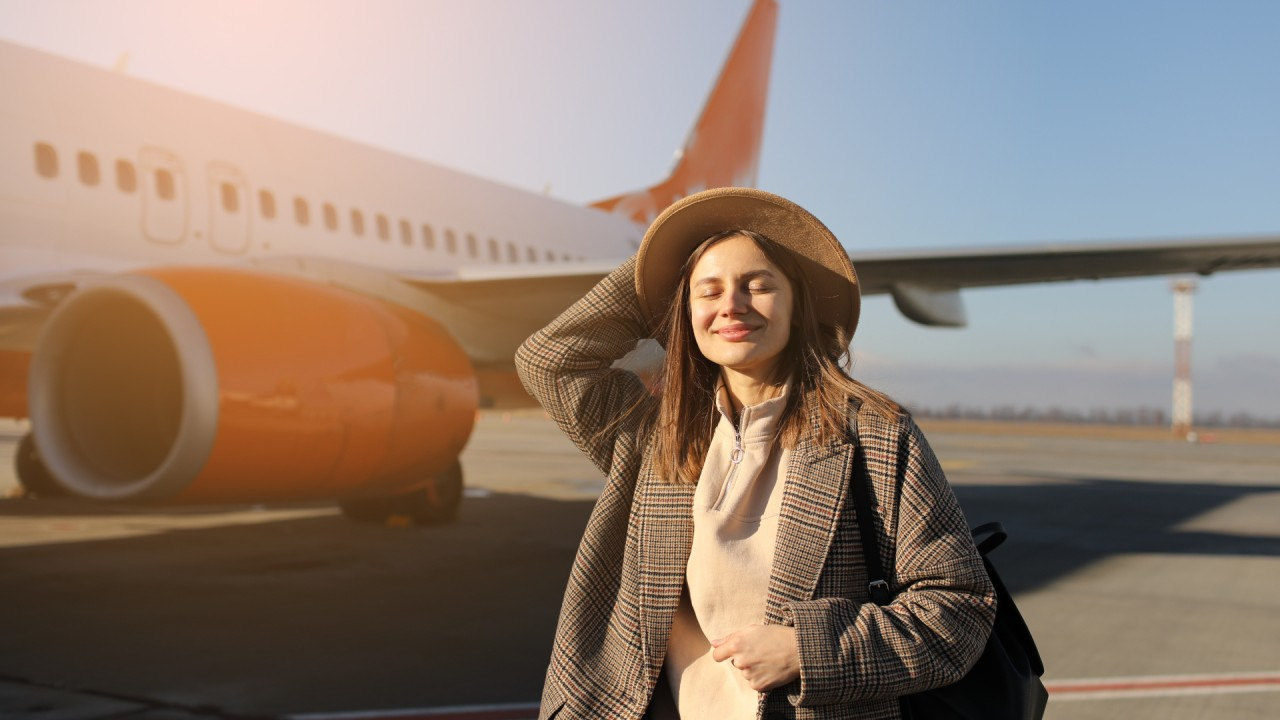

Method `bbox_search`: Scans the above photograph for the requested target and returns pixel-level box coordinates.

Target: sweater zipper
[714,419,745,511]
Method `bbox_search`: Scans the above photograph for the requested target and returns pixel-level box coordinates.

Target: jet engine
[27,268,478,521]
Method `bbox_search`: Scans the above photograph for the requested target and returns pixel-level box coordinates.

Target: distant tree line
[910,404,1280,429]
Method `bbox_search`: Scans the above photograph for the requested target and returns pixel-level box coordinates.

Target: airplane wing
[854,234,1280,292]
[854,234,1280,326]
[403,234,1280,330]
[400,261,622,327]
[10,233,1278,358]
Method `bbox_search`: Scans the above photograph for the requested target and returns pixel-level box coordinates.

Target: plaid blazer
[516,257,995,720]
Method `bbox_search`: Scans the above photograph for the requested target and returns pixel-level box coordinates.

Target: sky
[1,0,1277,420]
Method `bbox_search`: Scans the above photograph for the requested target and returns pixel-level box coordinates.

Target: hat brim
[635,187,860,338]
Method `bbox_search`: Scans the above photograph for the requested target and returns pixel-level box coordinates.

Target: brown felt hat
[635,187,860,338]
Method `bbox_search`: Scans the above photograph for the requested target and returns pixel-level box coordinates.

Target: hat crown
[635,187,859,338]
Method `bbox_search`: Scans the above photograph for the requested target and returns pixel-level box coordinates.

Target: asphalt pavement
[1,414,1277,719]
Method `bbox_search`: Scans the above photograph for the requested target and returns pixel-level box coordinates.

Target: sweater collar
[714,378,791,442]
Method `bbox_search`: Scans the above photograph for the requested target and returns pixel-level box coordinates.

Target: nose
[719,287,750,316]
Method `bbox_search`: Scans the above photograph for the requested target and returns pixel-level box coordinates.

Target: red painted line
[1045,671,1280,699]
[1049,675,1280,694]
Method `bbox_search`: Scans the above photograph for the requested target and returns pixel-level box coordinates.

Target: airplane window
[115,160,137,193]
[444,229,457,254]
[294,197,310,226]
[259,190,276,219]
[220,182,239,213]
[323,203,338,231]
[421,224,435,250]
[155,169,175,200]
[34,143,58,178]
[376,214,390,241]
[488,238,500,262]
[400,219,413,246]
[527,246,537,263]
[506,241,518,263]
[466,233,478,258]
[351,209,365,236]
[78,152,100,186]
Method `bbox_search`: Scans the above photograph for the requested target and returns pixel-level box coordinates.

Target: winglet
[591,0,778,225]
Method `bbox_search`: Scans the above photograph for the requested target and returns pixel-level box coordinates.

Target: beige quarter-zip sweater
[662,382,792,719]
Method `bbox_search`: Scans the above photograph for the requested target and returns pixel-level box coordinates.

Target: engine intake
[30,268,477,504]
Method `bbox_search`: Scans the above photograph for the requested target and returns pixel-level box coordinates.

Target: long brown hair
[643,229,899,484]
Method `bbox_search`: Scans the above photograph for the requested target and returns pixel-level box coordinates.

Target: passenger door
[139,146,187,245]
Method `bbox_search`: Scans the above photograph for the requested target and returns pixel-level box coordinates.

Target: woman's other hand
[711,624,801,692]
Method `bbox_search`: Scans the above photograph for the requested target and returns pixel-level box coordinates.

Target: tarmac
[0,413,1277,719]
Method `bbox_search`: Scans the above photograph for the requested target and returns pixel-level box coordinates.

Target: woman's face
[688,234,794,381]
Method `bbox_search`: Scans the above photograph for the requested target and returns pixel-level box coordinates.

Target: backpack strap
[971,521,1007,556]
[850,454,1008,604]
[850,446,892,606]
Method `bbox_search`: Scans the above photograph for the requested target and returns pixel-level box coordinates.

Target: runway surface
[1,414,1278,719]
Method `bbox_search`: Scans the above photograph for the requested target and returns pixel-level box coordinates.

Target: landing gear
[338,462,464,526]
[14,434,67,498]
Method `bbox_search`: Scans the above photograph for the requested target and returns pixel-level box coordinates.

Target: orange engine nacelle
[28,268,478,504]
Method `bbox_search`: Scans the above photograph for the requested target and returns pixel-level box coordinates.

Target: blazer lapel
[763,429,854,625]
[635,459,696,684]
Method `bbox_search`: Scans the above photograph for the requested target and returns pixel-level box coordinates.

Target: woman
[516,188,994,719]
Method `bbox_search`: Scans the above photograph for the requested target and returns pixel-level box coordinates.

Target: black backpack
[850,450,1049,719]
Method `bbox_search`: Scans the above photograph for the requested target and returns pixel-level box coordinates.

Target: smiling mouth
[715,325,757,340]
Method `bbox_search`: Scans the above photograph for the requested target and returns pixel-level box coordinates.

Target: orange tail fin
[591,0,777,225]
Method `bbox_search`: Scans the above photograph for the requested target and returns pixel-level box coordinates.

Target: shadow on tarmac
[0,475,1277,716]
[953,478,1280,593]
[0,492,592,715]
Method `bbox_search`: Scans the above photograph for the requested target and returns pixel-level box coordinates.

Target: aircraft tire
[337,496,394,524]
[408,461,463,525]
[337,462,463,526]
[14,434,67,498]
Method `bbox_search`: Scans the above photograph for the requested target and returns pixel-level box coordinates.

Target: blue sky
[2,0,1277,418]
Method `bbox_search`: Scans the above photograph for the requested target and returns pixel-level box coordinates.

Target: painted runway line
[294,671,1280,717]
[1044,671,1280,702]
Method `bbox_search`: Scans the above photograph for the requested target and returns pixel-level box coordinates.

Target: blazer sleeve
[515,255,654,477]
[781,415,996,707]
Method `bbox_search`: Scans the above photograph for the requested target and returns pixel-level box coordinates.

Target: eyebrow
[692,269,777,287]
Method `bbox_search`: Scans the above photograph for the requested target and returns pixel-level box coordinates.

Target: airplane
[3,0,1279,524]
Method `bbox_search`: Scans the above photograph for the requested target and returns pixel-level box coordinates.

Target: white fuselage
[0,39,642,347]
